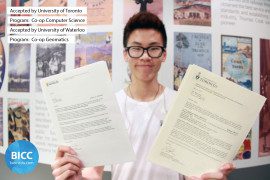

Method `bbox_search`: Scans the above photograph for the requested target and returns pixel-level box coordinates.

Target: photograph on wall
[11,0,32,6]
[221,35,252,160]
[77,0,112,25]
[124,0,163,24]
[174,32,211,90]
[259,38,270,157]
[75,32,112,75]
[174,0,211,26]
[8,98,30,145]
[8,44,31,92]
[221,35,252,90]
[11,0,32,26]
[39,0,67,26]
[0,40,5,90]
[0,98,3,146]
[0,0,6,37]
[36,44,66,91]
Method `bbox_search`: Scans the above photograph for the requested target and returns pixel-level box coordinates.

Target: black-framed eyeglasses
[125,46,165,58]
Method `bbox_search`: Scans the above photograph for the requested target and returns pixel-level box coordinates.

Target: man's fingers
[55,169,76,180]
[51,155,83,170]
[55,145,77,159]
[185,176,201,180]
[219,163,235,175]
[52,162,80,177]
[201,172,225,180]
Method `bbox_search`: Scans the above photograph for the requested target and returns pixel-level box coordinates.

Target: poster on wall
[76,0,113,25]
[0,98,2,146]
[174,0,211,26]
[174,32,211,90]
[221,35,253,160]
[8,98,30,145]
[10,0,32,27]
[0,40,5,91]
[38,0,67,6]
[259,39,270,157]
[75,32,112,75]
[221,35,252,90]
[11,0,32,6]
[38,0,67,26]
[234,131,252,160]
[124,0,163,24]
[36,44,66,91]
[8,44,31,92]
[0,0,6,37]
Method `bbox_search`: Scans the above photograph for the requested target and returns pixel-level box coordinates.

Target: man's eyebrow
[129,41,142,45]
[149,42,162,46]
[129,41,162,46]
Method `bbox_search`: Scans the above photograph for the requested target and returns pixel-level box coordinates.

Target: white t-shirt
[111,87,184,180]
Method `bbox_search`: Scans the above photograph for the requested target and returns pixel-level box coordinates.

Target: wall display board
[0,0,269,170]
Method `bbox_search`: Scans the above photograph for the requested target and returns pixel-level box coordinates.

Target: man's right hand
[51,145,84,180]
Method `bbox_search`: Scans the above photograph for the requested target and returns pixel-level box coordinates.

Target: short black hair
[123,11,167,48]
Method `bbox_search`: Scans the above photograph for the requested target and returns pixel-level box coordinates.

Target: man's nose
[140,49,151,60]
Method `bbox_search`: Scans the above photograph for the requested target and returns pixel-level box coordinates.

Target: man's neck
[128,79,162,102]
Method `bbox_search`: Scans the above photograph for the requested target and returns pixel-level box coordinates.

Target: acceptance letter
[148,65,266,176]
[40,61,134,167]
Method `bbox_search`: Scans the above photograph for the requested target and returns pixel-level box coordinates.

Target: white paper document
[148,65,266,176]
[40,61,135,167]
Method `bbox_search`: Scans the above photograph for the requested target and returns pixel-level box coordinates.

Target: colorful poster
[0,0,6,37]
[221,35,252,90]
[0,98,2,146]
[0,40,5,90]
[124,0,163,24]
[75,32,112,75]
[8,44,31,92]
[259,39,270,157]
[77,0,112,25]
[8,98,30,145]
[36,44,66,91]
[174,32,211,90]
[11,0,32,6]
[11,0,32,27]
[174,0,211,26]
[222,35,253,160]
[234,131,252,160]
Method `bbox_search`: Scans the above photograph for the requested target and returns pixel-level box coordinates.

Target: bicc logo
[5,140,39,174]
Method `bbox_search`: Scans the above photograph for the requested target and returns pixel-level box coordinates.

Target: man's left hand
[185,163,235,180]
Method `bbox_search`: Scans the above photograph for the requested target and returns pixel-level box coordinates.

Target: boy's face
[124,29,166,83]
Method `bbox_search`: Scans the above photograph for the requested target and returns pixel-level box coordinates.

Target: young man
[51,12,235,180]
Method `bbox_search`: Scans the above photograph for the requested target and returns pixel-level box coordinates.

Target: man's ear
[161,50,167,62]
[123,49,128,62]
